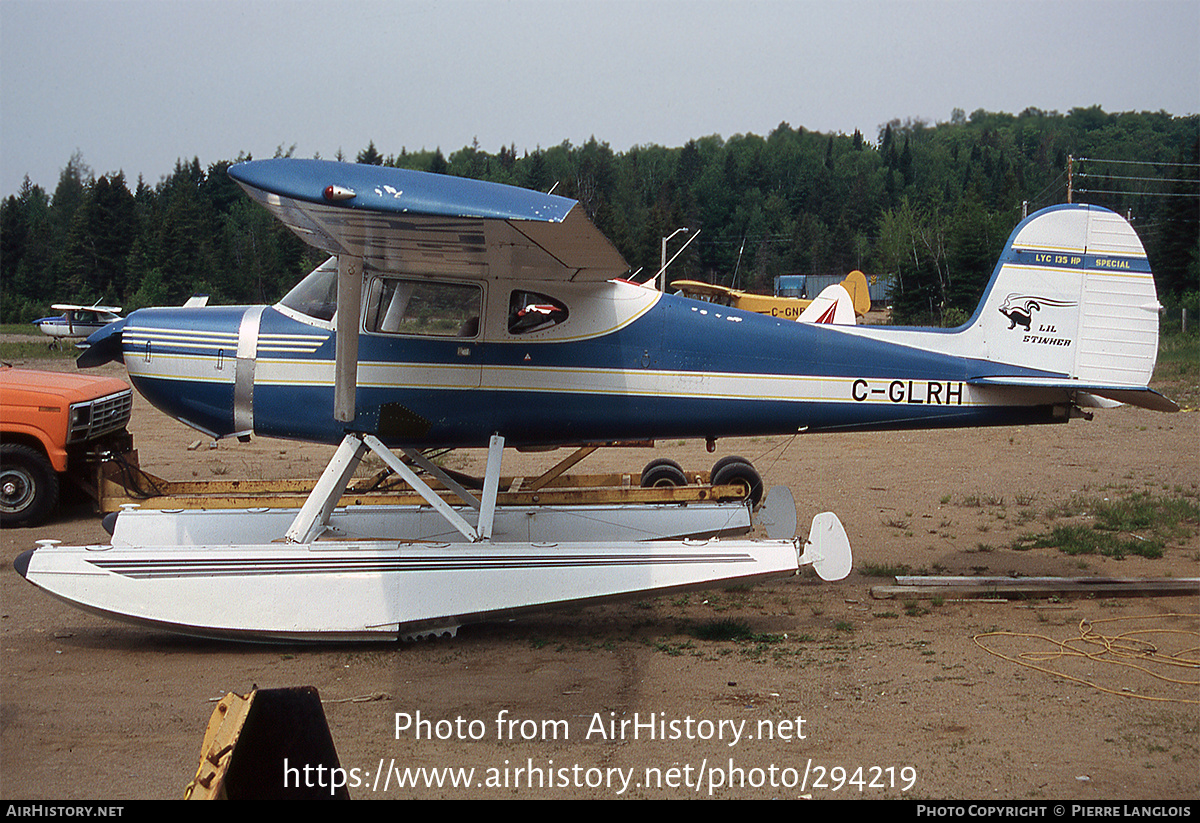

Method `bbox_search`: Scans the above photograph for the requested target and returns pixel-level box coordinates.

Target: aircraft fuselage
[116,270,1061,448]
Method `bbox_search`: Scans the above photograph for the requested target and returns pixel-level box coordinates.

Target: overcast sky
[1,0,1197,196]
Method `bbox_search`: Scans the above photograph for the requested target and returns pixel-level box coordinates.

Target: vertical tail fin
[964,204,1173,410]
[799,283,858,325]
[840,270,873,317]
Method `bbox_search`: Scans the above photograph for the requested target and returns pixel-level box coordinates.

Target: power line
[1077,173,1199,185]
[1077,156,1200,168]
[1069,154,1200,202]
[1077,189,1200,198]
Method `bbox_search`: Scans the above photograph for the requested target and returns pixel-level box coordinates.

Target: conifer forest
[2,106,1196,328]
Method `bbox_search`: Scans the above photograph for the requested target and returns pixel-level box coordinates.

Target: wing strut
[334,255,363,422]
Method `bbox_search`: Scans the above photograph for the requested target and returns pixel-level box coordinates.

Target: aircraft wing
[671,280,736,299]
[228,159,629,282]
[51,304,122,314]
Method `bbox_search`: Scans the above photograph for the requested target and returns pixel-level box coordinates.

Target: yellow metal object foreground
[185,687,348,799]
[100,465,752,511]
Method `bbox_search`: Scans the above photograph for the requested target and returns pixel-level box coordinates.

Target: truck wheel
[0,444,59,526]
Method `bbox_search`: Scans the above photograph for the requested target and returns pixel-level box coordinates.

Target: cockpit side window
[365,277,481,338]
[279,258,338,322]
[508,290,569,334]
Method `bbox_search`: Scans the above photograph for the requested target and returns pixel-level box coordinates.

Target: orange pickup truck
[0,365,134,525]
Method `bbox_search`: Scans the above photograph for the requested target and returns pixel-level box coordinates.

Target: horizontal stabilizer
[968,376,1179,413]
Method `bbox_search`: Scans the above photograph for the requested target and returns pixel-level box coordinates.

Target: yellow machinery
[672,270,872,321]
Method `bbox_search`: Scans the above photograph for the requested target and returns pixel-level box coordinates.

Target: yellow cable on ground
[974,613,1200,705]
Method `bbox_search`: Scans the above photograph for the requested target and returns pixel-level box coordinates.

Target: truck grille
[68,390,134,442]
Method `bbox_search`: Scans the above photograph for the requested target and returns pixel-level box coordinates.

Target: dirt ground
[1,351,1196,800]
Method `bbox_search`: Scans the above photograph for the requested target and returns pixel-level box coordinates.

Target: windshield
[278,258,338,322]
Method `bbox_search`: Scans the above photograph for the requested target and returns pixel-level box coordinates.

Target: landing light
[323,185,355,201]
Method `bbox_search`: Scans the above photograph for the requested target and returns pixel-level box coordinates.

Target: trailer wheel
[640,458,687,489]
[711,457,763,506]
[710,455,753,479]
[0,444,59,526]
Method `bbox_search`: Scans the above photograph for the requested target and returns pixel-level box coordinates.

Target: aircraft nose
[77,318,127,368]
[115,305,254,440]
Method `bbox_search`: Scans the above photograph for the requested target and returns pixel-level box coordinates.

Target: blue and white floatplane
[16,159,1175,641]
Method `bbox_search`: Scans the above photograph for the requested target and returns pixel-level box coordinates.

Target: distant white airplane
[33,303,122,345]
